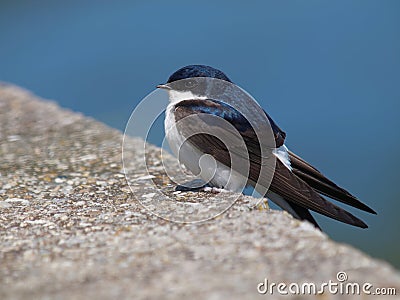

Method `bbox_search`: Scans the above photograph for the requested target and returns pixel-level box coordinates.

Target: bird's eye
[184,80,198,89]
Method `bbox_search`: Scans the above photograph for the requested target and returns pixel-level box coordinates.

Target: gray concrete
[0,83,399,299]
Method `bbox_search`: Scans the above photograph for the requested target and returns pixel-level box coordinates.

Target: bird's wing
[174,99,286,149]
[270,159,368,228]
[173,99,278,191]
[288,150,376,214]
[173,99,368,228]
[263,109,286,148]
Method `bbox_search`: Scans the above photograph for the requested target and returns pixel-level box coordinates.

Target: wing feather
[172,99,371,228]
[269,160,368,228]
[288,151,376,214]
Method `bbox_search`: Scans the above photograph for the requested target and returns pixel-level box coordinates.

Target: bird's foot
[202,186,230,194]
[255,198,269,211]
[175,179,208,192]
[175,179,229,194]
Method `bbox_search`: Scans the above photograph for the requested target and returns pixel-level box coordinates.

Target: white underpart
[272,144,292,170]
[165,93,246,192]
[165,90,293,197]
[268,145,295,213]
[168,89,206,104]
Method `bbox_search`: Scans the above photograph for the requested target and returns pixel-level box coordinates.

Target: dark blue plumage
[175,99,286,147]
[167,65,232,83]
[176,99,251,133]
[166,65,286,146]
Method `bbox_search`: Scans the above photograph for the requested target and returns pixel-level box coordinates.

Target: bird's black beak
[156,84,171,90]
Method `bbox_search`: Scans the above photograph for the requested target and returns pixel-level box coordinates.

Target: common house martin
[158,65,376,229]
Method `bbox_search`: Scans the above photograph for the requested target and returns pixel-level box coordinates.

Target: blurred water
[1,1,399,268]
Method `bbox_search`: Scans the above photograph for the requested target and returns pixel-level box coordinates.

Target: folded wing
[288,151,376,214]
[172,99,373,229]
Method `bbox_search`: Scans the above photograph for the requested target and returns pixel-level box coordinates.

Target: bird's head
[166,65,231,84]
[157,65,232,103]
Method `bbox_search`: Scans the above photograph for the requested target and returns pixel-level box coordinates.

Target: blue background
[1,1,399,268]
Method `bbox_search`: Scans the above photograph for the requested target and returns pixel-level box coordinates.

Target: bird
[157,64,376,230]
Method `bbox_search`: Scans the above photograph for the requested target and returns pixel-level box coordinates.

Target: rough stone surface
[0,83,399,299]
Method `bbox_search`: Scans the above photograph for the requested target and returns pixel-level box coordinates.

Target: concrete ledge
[0,83,399,299]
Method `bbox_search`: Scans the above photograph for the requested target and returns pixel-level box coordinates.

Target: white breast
[168,89,206,104]
[164,103,246,192]
[165,103,201,176]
